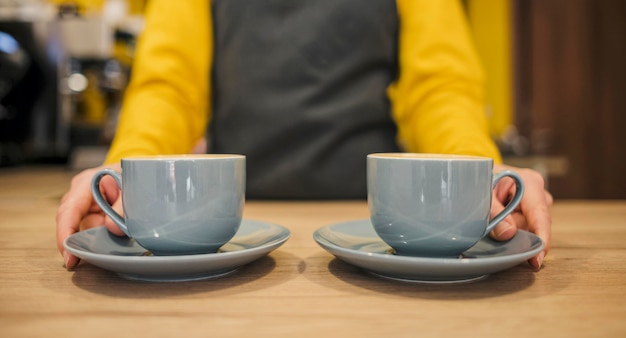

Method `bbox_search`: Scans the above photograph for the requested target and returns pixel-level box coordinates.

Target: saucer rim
[313,219,544,264]
[313,219,544,282]
[64,219,291,263]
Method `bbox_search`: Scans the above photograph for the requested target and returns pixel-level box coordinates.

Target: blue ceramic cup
[91,154,245,255]
[367,153,524,257]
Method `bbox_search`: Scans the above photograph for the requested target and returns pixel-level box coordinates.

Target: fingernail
[62,251,70,269]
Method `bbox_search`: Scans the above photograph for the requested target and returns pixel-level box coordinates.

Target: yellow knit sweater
[105,0,502,164]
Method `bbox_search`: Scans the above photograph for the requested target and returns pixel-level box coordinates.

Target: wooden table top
[1,166,625,338]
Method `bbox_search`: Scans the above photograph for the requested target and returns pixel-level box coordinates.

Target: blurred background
[0,0,624,199]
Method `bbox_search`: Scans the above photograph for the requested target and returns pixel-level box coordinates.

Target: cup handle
[483,170,525,237]
[91,168,131,237]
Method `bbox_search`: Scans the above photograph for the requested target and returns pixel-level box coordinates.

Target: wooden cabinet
[513,0,626,198]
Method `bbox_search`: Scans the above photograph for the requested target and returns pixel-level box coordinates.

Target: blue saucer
[314,219,544,283]
[65,219,290,282]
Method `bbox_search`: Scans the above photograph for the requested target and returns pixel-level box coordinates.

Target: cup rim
[121,154,245,161]
[368,153,493,161]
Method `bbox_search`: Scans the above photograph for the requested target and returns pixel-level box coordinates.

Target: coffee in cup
[91,154,245,255]
[367,153,524,257]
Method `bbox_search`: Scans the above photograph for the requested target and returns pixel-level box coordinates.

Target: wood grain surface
[0,166,624,337]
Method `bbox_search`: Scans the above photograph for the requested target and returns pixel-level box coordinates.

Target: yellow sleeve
[104,0,212,164]
[389,0,502,163]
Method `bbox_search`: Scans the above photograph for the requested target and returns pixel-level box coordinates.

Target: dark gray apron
[209,0,401,199]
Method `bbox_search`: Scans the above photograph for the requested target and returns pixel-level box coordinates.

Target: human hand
[56,164,125,269]
[489,164,553,270]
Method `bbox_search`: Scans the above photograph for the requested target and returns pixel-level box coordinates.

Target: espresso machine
[0,1,134,167]
[0,3,66,166]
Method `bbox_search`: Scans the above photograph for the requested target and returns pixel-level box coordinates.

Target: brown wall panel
[514,0,626,198]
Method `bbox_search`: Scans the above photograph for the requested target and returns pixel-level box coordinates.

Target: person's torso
[209,0,401,199]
